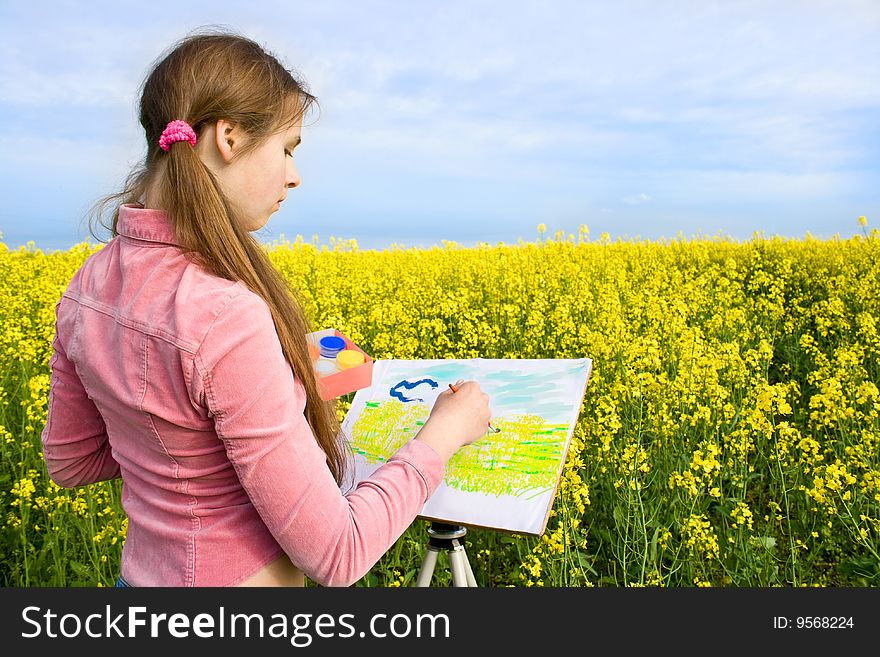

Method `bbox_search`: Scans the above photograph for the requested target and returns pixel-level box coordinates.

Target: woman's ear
[213,119,240,163]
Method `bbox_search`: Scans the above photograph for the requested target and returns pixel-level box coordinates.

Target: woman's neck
[143,182,159,210]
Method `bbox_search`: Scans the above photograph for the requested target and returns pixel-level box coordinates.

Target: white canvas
[340,358,593,535]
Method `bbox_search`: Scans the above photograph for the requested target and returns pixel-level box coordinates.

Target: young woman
[40,29,491,587]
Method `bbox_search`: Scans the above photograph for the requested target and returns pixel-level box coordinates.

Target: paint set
[306,328,374,400]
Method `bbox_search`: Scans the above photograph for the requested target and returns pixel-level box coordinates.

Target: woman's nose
[286,160,301,188]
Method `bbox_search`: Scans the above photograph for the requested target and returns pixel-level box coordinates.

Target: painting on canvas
[340,358,592,535]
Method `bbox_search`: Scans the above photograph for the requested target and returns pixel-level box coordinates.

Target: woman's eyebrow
[290,136,302,148]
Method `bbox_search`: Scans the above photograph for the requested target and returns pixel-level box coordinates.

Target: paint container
[316,336,346,376]
[306,329,374,399]
[336,349,365,370]
[314,358,338,377]
[319,336,346,359]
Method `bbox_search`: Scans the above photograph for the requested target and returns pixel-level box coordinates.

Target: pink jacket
[40,203,445,587]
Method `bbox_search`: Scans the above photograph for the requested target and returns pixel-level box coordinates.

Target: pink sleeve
[194,292,446,587]
[40,299,120,488]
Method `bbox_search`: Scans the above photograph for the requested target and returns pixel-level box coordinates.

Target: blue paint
[390,378,439,403]
[319,336,346,358]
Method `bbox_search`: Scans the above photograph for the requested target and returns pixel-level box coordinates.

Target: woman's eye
[284,149,292,157]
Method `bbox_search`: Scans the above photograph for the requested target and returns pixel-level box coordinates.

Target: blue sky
[1,0,877,252]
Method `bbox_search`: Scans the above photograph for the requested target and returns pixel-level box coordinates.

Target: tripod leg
[415,547,439,587]
[461,548,478,587]
[447,547,470,587]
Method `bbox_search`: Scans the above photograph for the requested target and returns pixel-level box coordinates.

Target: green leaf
[593,526,613,547]
[401,569,418,586]
[575,551,598,576]
[69,561,93,578]
[837,556,879,580]
[613,505,626,530]
[749,536,776,551]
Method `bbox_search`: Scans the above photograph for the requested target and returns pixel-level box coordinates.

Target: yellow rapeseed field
[1,219,878,587]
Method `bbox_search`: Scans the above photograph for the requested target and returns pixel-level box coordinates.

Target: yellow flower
[683,514,720,560]
[4,205,880,588]
[731,502,754,531]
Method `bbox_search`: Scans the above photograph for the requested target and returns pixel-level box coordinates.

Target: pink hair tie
[158,120,197,151]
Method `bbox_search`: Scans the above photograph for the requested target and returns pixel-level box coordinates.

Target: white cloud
[0,68,136,107]
[623,193,651,205]
[0,17,169,107]
[0,0,877,245]
[0,133,141,180]
[284,1,878,183]
[653,169,859,201]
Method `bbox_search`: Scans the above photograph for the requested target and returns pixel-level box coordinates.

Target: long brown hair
[88,27,349,485]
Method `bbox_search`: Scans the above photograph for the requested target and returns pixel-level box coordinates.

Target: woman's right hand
[415,379,492,461]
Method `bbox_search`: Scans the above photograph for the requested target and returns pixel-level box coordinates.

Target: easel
[414,521,478,587]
